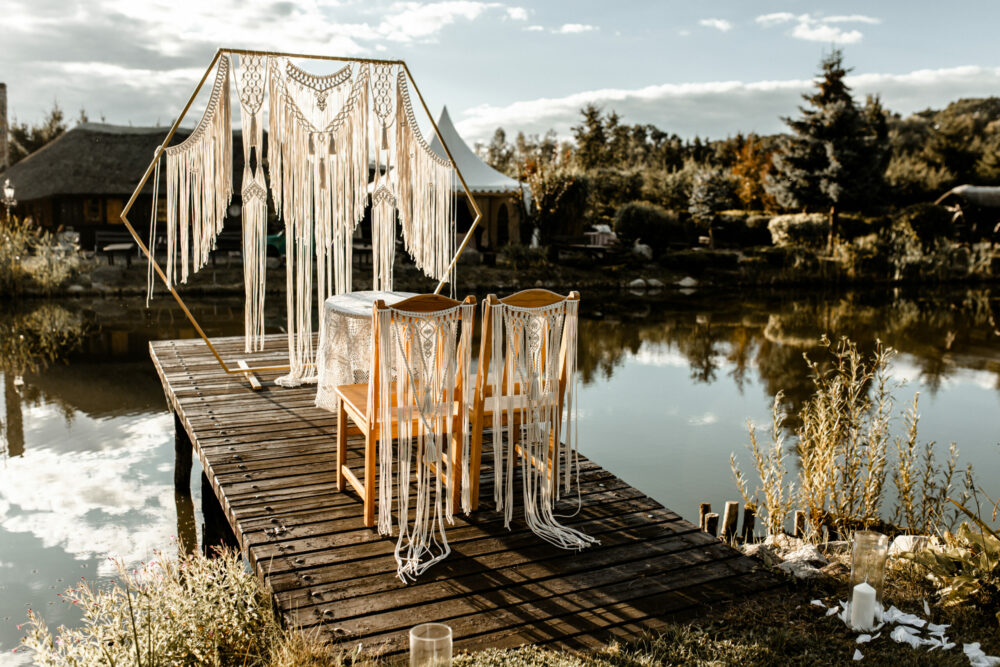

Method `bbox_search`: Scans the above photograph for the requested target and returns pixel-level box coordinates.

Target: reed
[732,335,972,540]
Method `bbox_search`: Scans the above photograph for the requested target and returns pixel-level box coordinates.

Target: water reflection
[578,287,1000,418]
[1,289,999,656]
[573,286,1000,527]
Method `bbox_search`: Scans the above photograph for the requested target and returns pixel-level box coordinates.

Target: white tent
[428,107,526,248]
[429,106,523,194]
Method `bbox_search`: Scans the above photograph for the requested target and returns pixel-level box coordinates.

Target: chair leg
[469,412,484,511]
[363,426,377,528]
[336,399,347,492]
[450,419,462,512]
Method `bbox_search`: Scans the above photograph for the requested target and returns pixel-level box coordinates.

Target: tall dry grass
[732,335,969,540]
[19,549,357,667]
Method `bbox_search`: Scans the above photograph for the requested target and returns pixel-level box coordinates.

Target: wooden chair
[469,289,579,511]
[335,293,476,528]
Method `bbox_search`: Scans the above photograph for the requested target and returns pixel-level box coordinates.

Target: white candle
[851,581,876,631]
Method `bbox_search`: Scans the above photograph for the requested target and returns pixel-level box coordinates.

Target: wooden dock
[151,334,783,657]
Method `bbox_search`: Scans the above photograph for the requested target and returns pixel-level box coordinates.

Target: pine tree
[766,50,889,248]
[571,104,607,170]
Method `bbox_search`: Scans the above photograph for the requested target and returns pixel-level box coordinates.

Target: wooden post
[705,513,720,537]
[793,510,806,538]
[174,490,197,556]
[741,505,757,542]
[201,472,238,556]
[721,501,739,540]
[698,502,711,531]
[174,412,192,492]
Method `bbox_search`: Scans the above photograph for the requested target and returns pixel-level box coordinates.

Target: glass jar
[410,623,452,667]
[849,530,890,605]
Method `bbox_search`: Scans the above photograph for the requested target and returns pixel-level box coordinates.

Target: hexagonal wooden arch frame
[119,48,482,382]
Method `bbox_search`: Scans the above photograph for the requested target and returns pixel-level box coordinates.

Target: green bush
[613,201,685,252]
[767,213,830,248]
[893,203,954,250]
[586,167,642,227]
[713,213,773,248]
[499,243,550,270]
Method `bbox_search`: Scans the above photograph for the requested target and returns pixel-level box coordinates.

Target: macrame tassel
[145,153,161,307]
[371,186,395,291]
[377,303,474,582]
[163,54,232,289]
[489,300,598,551]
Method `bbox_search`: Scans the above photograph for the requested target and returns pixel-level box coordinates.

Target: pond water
[1,287,999,658]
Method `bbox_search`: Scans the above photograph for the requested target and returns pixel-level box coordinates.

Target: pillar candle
[851,581,876,631]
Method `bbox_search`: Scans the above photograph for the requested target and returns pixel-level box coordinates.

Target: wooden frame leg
[336,399,347,492]
[363,426,377,528]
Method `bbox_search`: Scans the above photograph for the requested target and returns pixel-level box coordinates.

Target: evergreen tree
[572,104,607,170]
[766,50,889,247]
[8,101,67,165]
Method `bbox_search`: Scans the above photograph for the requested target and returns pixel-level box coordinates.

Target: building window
[84,198,103,223]
[106,199,123,224]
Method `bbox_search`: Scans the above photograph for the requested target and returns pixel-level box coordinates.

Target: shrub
[893,203,954,250]
[20,549,352,666]
[586,167,642,227]
[713,213,773,248]
[613,201,684,252]
[0,216,80,295]
[499,243,550,270]
[767,213,830,248]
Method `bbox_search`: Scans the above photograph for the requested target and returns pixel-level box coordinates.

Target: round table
[314,290,416,411]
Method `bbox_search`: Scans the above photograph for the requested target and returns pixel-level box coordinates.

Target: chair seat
[336,382,462,435]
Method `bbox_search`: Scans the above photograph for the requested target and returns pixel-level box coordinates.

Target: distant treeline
[476,50,1000,246]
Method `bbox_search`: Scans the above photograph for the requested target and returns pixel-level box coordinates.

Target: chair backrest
[370,293,477,423]
[474,289,579,429]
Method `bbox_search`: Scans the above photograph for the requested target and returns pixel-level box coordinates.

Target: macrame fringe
[163,55,232,288]
[394,72,455,284]
[235,53,269,353]
[268,58,370,386]
[489,299,597,550]
[376,304,474,582]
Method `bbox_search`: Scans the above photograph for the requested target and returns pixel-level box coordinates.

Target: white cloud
[524,24,544,31]
[699,18,733,32]
[756,12,880,45]
[506,6,527,20]
[377,1,499,42]
[824,14,881,24]
[453,65,1000,143]
[0,413,180,577]
[557,23,597,34]
[755,12,795,26]
[688,412,719,426]
[792,21,862,44]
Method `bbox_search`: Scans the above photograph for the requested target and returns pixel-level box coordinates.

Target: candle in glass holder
[850,531,889,605]
[851,581,876,630]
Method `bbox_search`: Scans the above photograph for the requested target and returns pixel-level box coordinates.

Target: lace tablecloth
[314,290,415,411]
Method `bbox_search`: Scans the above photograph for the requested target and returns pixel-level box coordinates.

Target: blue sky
[4,1,1000,143]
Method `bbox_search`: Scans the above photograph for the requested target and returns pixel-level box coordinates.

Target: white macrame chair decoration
[470,289,598,551]
[335,294,476,582]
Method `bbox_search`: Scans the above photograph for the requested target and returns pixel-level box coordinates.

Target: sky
[3,0,1000,144]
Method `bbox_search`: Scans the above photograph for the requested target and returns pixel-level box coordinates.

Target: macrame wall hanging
[162,54,232,289]
[268,57,371,386]
[395,71,456,285]
[374,302,474,581]
[145,50,463,388]
[487,299,597,550]
[234,53,268,353]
